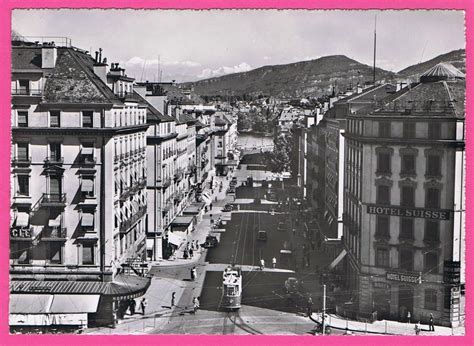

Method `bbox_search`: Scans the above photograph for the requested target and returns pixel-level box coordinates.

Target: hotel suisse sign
[366,204,450,220]
[386,272,421,284]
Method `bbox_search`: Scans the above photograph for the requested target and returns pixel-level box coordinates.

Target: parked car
[267,193,278,202]
[222,203,234,212]
[201,235,219,248]
[284,277,300,294]
[257,230,267,241]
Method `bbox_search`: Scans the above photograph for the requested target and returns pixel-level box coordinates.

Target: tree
[269,133,291,173]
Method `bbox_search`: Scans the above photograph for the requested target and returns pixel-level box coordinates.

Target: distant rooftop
[420,62,465,83]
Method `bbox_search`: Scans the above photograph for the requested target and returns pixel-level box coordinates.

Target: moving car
[201,235,219,248]
[257,230,267,241]
[284,277,300,294]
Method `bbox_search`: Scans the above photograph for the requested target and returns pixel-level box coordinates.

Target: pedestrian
[260,258,265,270]
[129,299,136,315]
[292,228,296,236]
[306,297,313,317]
[171,292,176,307]
[415,321,421,335]
[407,311,411,324]
[140,297,148,315]
[210,202,213,210]
[429,313,435,332]
[193,297,200,313]
[186,242,190,251]
[272,257,276,268]
[183,249,189,259]
[189,248,194,258]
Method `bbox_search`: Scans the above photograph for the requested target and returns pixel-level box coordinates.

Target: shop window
[82,243,95,265]
[18,111,28,127]
[424,252,439,273]
[424,289,438,310]
[428,123,441,139]
[399,249,413,271]
[401,186,415,207]
[399,218,414,240]
[376,185,390,205]
[379,122,391,137]
[375,215,390,238]
[82,111,93,128]
[375,248,389,267]
[50,111,60,127]
[377,153,391,174]
[426,155,441,177]
[424,220,440,242]
[17,175,29,196]
[401,154,416,175]
[425,188,440,209]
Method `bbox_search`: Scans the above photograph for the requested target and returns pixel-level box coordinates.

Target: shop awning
[16,212,29,227]
[328,249,347,271]
[81,213,94,227]
[81,147,94,155]
[49,294,100,313]
[146,238,154,250]
[167,232,184,246]
[10,294,53,314]
[81,179,94,192]
[171,215,194,226]
[48,216,61,228]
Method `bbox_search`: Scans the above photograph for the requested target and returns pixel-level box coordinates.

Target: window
[49,176,62,196]
[375,248,389,267]
[81,176,95,197]
[50,143,61,162]
[377,152,391,174]
[81,143,95,163]
[50,111,60,127]
[375,215,390,238]
[17,143,28,161]
[424,289,438,310]
[399,249,413,271]
[18,79,30,94]
[425,252,439,273]
[376,185,390,205]
[82,243,95,265]
[226,285,236,296]
[17,175,29,196]
[426,155,441,177]
[18,111,28,127]
[425,188,440,209]
[82,111,93,128]
[425,220,440,242]
[400,218,414,240]
[401,154,416,175]
[428,123,441,139]
[379,122,391,137]
[403,122,416,139]
[49,243,62,264]
[401,186,415,207]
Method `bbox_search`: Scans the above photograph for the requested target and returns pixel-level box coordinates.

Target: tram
[221,265,242,310]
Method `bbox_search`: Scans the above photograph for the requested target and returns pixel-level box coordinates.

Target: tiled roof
[11,47,42,71]
[42,48,121,105]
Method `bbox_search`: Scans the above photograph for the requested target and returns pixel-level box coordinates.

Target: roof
[421,62,465,80]
[42,48,121,105]
[11,47,43,71]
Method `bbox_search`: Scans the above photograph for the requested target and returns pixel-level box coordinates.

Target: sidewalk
[311,312,465,336]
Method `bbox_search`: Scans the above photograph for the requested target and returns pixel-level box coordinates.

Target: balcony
[40,193,66,207]
[424,236,440,246]
[374,231,390,241]
[120,206,147,233]
[12,156,31,166]
[398,232,415,243]
[119,187,132,201]
[79,155,96,166]
[44,156,64,166]
[11,88,43,96]
[159,177,172,189]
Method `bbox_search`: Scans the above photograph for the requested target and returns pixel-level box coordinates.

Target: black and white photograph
[9,9,466,336]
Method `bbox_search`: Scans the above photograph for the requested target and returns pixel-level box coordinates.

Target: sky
[12,9,465,82]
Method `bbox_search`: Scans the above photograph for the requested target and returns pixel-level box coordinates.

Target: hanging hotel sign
[386,272,421,284]
[366,204,450,220]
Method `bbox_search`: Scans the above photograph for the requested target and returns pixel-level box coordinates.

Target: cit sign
[10,228,31,238]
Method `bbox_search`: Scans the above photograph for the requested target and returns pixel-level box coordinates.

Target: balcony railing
[80,155,96,165]
[11,88,43,96]
[120,206,146,233]
[12,156,32,166]
[41,193,66,206]
[44,156,64,165]
[41,227,67,240]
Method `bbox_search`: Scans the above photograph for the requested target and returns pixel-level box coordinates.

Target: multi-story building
[342,63,465,326]
[10,39,149,327]
[212,112,233,176]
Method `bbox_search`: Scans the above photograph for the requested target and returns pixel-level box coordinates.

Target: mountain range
[182,49,465,98]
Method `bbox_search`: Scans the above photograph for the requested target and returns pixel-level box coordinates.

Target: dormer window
[17,111,28,127]
[18,80,30,95]
[50,111,60,127]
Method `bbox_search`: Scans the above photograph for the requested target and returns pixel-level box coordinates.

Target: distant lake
[237,133,274,151]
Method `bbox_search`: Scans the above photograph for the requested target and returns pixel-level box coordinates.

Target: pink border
[0,1,472,345]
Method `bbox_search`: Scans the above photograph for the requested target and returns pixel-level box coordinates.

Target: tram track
[223,310,263,335]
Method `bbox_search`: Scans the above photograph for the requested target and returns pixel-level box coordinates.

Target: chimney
[41,42,57,69]
[93,50,108,84]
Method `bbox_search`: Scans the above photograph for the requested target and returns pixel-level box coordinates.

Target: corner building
[342,63,465,327]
